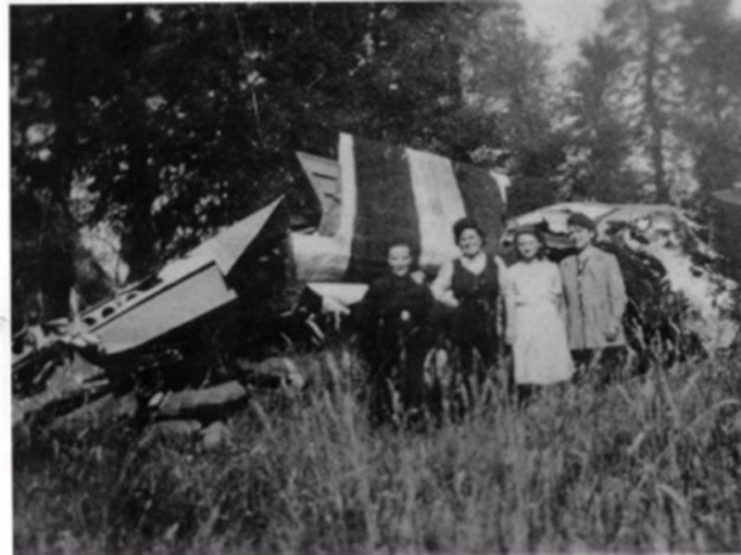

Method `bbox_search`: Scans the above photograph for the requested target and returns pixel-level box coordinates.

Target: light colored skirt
[513,303,574,385]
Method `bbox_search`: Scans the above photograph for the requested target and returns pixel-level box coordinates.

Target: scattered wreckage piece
[134,358,305,449]
[140,359,304,425]
[15,348,308,449]
[48,392,138,433]
[149,381,249,420]
[12,352,110,427]
[69,195,286,358]
[506,202,739,354]
[10,320,102,395]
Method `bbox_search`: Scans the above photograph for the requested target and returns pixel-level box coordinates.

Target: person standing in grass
[504,227,574,396]
[358,241,434,427]
[431,218,504,386]
[559,212,628,377]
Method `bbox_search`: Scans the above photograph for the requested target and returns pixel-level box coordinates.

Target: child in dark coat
[358,242,434,427]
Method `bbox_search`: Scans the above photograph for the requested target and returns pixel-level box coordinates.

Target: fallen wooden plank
[139,419,203,446]
[48,392,138,432]
[13,352,111,427]
[153,380,248,419]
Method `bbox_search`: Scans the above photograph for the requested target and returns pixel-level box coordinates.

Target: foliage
[13,346,741,553]
[12,2,548,315]
[673,0,741,211]
[558,34,641,203]
[561,0,741,208]
[11,1,741,320]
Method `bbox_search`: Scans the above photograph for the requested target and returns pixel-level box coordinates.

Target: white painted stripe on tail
[290,134,357,281]
[406,147,467,268]
[335,132,358,273]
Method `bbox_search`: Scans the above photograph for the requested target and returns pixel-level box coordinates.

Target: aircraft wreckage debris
[10,133,741,444]
[150,381,249,420]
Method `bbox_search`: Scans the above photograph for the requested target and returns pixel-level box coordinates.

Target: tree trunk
[641,0,668,203]
[117,7,160,281]
[38,10,84,320]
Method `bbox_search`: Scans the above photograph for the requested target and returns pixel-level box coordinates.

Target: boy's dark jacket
[357,273,434,365]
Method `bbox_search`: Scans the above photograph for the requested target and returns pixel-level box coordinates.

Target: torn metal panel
[13,197,286,372]
[83,196,285,356]
[295,151,342,237]
[189,196,286,276]
[91,264,238,356]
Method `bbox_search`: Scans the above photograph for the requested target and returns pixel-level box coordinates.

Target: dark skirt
[451,298,498,371]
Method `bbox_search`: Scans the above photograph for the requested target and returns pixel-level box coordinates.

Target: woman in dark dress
[431,218,504,397]
[358,242,434,427]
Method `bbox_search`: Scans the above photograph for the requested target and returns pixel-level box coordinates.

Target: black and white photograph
[6,0,741,552]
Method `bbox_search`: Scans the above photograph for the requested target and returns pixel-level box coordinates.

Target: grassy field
[13,344,741,554]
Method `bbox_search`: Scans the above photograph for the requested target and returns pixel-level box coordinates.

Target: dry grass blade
[13,346,741,553]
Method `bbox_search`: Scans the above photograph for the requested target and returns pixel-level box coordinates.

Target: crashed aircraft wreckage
[13,133,739,391]
[12,196,301,384]
[83,196,287,356]
[11,133,510,432]
[292,134,738,355]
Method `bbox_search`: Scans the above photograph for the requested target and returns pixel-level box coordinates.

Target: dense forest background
[10,1,741,327]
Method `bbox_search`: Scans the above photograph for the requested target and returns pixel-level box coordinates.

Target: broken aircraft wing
[13,197,286,372]
[82,196,286,356]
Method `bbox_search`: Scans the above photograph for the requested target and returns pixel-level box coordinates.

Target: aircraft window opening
[314,172,335,180]
[136,276,163,291]
[83,317,97,326]
[102,306,115,317]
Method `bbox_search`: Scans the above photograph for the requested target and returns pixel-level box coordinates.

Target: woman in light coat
[504,227,574,393]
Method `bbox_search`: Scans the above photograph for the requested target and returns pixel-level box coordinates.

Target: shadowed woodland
[12,1,741,318]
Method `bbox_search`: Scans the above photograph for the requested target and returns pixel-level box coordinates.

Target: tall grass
[13,345,741,554]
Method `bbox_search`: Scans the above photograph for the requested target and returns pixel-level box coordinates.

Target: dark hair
[452,217,485,245]
[566,212,596,232]
[386,240,413,255]
[386,240,418,264]
[386,240,418,273]
[514,226,547,260]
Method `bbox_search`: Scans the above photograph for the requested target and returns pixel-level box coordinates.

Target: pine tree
[675,0,741,209]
